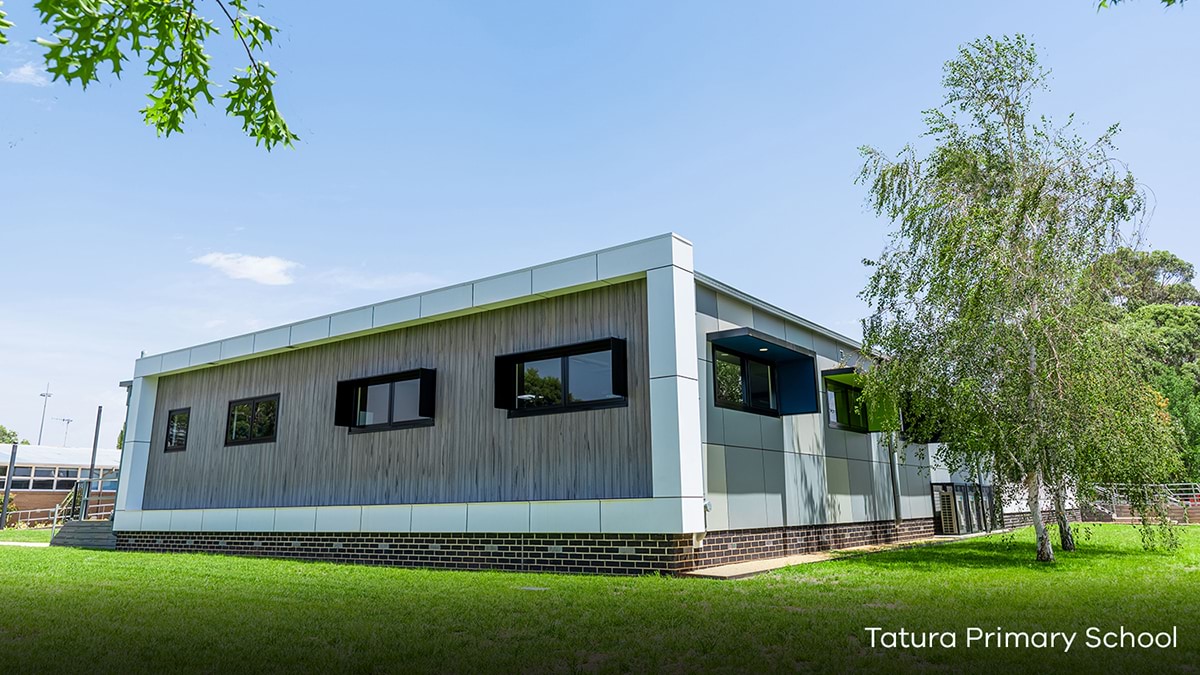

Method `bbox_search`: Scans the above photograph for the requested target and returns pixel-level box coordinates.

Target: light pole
[37,384,52,445]
[52,417,73,446]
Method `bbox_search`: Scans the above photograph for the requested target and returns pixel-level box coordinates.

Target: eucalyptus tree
[0,0,295,149]
[1094,248,1200,312]
[1123,303,1200,479]
[856,35,1181,562]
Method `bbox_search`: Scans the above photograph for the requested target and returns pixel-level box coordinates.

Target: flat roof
[2,445,121,468]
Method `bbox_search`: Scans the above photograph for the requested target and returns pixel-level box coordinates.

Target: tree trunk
[1026,470,1054,562]
[1054,487,1076,551]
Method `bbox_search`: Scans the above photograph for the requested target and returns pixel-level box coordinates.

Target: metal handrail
[2,501,115,529]
[62,469,120,522]
[1092,483,1200,511]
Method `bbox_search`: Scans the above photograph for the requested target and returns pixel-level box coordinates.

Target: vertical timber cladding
[142,280,652,510]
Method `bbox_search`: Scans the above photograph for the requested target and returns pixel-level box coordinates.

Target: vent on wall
[939,492,957,534]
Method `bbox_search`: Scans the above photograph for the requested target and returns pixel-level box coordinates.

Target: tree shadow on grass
[786,530,1181,575]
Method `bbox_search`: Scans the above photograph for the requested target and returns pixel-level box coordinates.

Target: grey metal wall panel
[723,409,763,449]
[695,284,719,318]
[725,446,768,529]
[143,280,652,510]
[763,449,786,527]
[797,453,829,525]
[825,456,852,523]
[759,416,784,452]
[824,428,849,459]
[848,459,874,521]
[784,414,823,457]
[871,460,897,522]
[704,443,729,530]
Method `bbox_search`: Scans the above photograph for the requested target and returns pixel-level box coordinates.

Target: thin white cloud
[192,252,300,286]
[317,268,441,292]
[0,62,50,87]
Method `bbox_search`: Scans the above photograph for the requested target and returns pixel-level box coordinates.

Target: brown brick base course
[116,518,936,576]
[681,518,935,569]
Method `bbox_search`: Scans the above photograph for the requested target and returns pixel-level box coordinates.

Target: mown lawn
[0,527,52,543]
[0,524,1196,673]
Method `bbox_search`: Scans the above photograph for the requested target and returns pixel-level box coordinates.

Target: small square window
[34,467,55,478]
[226,394,280,445]
[31,479,55,490]
[166,408,190,452]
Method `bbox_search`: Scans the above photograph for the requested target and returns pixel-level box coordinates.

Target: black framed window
[165,407,190,452]
[226,394,280,445]
[495,338,628,417]
[334,369,436,433]
[824,377,868,433]
[712,347,778,416]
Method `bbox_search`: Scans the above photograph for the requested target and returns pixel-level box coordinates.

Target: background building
[2,444,120,522]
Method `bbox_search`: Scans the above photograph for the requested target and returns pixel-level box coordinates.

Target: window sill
[224,437,277,447]
[714,401,780,418]
[506,398,627,418]
[163,447,187,453]
[346,418,435,434]
[826,421,870,434]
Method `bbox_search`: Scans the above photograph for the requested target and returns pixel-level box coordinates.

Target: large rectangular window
[226,394,280,446]
[712,347,778,416]
[495,338,628,417]
[334,369,436,433]
[824,376,868,433]
[165,407,190,452]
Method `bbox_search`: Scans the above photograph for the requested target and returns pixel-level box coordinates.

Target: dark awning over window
[707,327,818,415]
[822,366,888,432]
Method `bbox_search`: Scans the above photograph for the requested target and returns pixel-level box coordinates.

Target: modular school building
[113,234,935,574]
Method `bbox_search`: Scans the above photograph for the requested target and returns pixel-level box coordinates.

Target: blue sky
[1,1,1197,448]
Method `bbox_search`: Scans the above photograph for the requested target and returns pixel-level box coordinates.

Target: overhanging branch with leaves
[2,0,296,149]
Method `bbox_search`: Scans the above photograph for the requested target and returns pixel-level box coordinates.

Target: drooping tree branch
[16,0,297,149]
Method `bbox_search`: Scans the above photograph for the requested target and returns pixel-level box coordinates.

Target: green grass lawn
[0,524,1196,673]
[0,527,53,543]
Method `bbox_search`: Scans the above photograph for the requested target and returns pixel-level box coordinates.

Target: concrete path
[685,531,1004,580]
[0,541,50,548]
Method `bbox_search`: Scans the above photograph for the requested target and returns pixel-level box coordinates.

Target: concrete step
[51,520,117,550]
